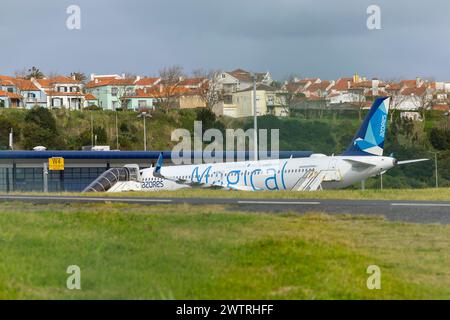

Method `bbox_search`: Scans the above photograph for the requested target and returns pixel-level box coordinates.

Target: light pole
[380,172,383,190]
[429,151,439,188]
[115,112,119,150]
[90,112,94,147]
[252,73,258,161]
[137,112,152,151]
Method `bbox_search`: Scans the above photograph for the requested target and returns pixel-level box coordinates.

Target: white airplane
[84,97,428,192]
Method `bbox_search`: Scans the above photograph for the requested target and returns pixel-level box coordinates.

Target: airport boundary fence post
[43,162,48,193]
[435,153,439,188]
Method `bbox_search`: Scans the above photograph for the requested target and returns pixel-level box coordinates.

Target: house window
[138,100,147,108]
[111,87,118,96]
[7,87,13,93]
[52,98,61,107]
[27,93,36,98]
[224,95,233,104]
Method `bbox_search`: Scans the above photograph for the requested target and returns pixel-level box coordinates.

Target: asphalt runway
[1,194,450,224]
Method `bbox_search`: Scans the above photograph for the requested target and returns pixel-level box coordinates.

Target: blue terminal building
[0,150,313,192]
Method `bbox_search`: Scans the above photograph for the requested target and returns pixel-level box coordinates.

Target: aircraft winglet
[154,153,164,174]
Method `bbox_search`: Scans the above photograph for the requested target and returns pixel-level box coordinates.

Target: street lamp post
[252,73,258,161]
[138,112,152,151]
[429,151,439,188]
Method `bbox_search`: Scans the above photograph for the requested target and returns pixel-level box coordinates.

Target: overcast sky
[1,0,450,80]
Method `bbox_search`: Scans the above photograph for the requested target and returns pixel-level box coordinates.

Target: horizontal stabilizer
[343,159,377,167]
[397,159,429,165]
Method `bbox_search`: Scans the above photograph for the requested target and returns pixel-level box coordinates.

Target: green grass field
[0,201,449,299]
[45,187,450,201]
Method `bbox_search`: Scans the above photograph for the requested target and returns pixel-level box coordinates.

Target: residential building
[395,85,433,110]
[0,90,22,108]
[302,80,334,99]
[33,76,85,109]
[84,93,99,108]
[216,69,273,93]
[121,89,155,110]
[213,84,285,118]
[327,77,359,104]
[134,77,161,90]
[85,76,137,110]
[14,79,47,108]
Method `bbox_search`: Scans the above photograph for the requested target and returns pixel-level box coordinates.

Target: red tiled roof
[304,81,331,92]
[401,86,427,96]
[36,76,81,88]
[13,79,39,91]
[36,78,52,88]
[432,104,449,111]
[400,80,421,88]
[0,90,22,99]
[178,77,206,87]
[330,78,353,91]
[86,78,136,88]
[285,82,307,94]
[84,93,97,100]
[135,77,160,86]
[49,76,80,84]
[223,69,269,83]
[386,83,402,91]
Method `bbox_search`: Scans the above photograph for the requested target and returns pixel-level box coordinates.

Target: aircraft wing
[153,153,249,190]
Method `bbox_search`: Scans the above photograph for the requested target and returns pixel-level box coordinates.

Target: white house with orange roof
[216,69,273,93]
[327,77,360,104]
[31,76,85,109]
[13,78,47,108]
[134,77,161,90]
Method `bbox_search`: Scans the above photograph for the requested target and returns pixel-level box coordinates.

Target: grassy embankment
[0,202,449,299]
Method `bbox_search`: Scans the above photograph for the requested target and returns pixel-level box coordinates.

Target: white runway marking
[391,203,450,207]
[237,200,320,205]
[0,196,172,203]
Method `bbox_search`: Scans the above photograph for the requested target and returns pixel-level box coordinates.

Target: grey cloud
[0,0,449,80]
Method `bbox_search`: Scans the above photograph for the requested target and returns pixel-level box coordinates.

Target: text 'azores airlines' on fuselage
[84,97,428,193]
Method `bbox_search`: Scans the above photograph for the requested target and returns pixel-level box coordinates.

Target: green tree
[25,66,45,79]
[22,107,63,149]
[77,126,108,146]
[429,128,450,151]
[70,72,87,83]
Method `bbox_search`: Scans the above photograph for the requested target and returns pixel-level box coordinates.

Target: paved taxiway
[0,194,449,224]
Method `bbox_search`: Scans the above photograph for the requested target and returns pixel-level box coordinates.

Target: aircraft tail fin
[342,97,390,156]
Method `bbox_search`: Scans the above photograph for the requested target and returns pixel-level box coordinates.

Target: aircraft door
[328,157,337,170]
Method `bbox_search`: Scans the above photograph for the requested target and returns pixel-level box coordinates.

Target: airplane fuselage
[132,154,396,192]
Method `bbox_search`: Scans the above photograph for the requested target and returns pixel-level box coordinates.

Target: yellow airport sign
[49,157,64,170]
